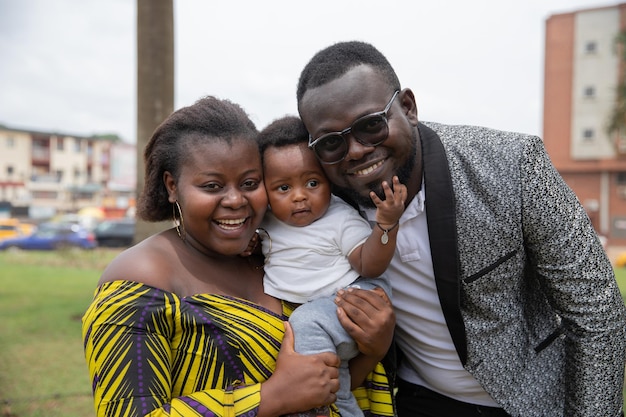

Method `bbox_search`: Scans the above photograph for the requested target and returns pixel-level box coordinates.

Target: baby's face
[263,143,331,227]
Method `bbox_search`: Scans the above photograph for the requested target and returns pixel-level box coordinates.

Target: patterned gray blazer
[414,121,626,417]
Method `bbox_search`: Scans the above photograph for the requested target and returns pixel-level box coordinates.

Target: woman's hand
[259,322,340,416]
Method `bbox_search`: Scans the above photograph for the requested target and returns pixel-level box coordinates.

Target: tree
[135,0,174,243]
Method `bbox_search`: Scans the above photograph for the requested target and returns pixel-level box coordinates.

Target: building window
[582,128,595,141]
[617,172,626,185]
[585,41,597,54]
[7,166,14,176]
[584,86,595,98]
[74,138,82,153]
[32,190,58,199]
[75,191,94,200]
[56,137,64,151]
[6,137,15,148]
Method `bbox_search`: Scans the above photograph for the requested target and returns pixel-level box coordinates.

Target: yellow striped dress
[82,280,395,417]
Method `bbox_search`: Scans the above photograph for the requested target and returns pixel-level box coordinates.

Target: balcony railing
[30,174,61,183]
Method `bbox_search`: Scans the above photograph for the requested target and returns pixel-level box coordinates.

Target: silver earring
[256,227,271,266]
[173,201,186,241]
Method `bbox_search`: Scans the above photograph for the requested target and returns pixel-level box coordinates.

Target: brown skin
[98,138,342,416]
[262,142,400,390]
[299,65,423,207]
[260,141,398,391]
[300,65,422,387]
[263,143,332,228]
[263,142,406,277]
[337,286,395,389]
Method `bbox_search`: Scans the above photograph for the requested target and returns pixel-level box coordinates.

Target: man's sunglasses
[308,90,400,164]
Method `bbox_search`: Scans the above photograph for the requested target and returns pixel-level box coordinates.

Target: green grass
[0,249,120,417]
[616,267,626,301]
[0,250,625,416]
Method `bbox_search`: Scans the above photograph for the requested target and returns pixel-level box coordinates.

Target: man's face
[299,65,420,207]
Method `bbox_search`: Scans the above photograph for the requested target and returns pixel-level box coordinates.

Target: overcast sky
[0,0,618,143]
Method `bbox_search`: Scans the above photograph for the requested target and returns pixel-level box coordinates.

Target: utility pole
[135,0,174,243]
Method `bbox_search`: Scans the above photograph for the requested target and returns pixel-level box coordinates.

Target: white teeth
[355,161,383,176]
[219,219,245,224]
[217,219,246,229]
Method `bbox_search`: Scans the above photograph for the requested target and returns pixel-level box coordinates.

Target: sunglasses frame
[308,90,400,164]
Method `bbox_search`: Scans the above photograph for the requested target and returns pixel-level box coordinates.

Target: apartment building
[0,125,136,219]
[544,3,626,244]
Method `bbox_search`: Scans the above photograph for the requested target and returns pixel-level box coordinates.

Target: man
[296,41,626,417]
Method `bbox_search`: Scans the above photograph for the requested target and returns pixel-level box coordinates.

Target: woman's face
[167,137,267,256]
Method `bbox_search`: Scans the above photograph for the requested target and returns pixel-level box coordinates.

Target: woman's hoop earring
[173,201,186,241]
[256,228,271,267]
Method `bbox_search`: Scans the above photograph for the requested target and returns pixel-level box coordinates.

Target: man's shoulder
[421,121,540,154]
[422,121,538,141]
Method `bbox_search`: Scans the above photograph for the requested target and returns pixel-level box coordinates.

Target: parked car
[94,218,135,247]
[0,218,36,241]
[0,222,97,250]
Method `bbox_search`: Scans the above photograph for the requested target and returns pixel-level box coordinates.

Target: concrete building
[0,125,136,220]
[544,3,626,244]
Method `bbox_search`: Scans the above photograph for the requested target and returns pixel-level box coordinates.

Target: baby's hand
[369,176,407,225]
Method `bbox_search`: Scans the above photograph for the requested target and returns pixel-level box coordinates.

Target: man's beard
[333,138,417,209]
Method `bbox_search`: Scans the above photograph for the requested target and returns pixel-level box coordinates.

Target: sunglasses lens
[352,114,388,145]
[314,134,347,163]
[310,110,391,164]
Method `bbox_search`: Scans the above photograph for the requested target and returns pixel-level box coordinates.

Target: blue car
[0,222,97,250]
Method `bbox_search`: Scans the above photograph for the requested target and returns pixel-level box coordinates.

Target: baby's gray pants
[288,276,391,417]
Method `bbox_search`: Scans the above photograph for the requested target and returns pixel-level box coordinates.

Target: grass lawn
[0,249,625,416]
[0,249,120,417]
[616,267,626,301]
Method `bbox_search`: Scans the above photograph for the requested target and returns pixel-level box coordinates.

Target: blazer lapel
[420,123,467,364]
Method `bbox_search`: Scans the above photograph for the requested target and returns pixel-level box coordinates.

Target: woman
[82,96,395,417]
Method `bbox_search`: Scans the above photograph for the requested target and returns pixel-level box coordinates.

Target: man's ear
[163,171,177,203]
[399,88,419,126]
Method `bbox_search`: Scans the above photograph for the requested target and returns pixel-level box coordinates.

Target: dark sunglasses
[308,90,400,164]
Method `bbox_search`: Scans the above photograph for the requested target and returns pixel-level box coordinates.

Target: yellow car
[0,218,35,241]
[615,252,626,268]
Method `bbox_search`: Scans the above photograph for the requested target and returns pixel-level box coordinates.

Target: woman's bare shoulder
[98,231,177,291]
